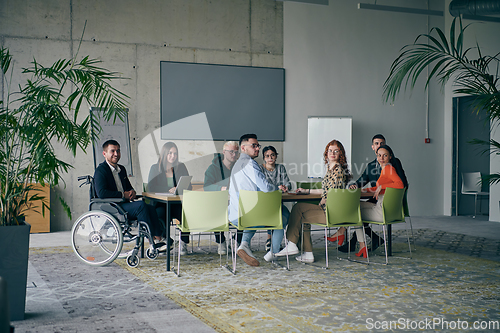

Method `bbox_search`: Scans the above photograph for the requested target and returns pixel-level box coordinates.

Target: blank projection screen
[308,117,352,178]
[160,61,285,141]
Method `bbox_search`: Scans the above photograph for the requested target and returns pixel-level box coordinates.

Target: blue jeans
[240,204,290,253]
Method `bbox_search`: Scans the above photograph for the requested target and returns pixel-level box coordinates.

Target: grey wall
[283,0,445,216]
[0,0,284,231]
[2,0,499,229]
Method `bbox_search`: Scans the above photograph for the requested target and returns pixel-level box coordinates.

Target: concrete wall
[0,0,284,231]
[283,0,445,216]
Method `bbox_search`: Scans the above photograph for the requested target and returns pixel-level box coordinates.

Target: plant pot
[0,222,31,321]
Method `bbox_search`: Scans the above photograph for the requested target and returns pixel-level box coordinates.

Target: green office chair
[229,190,288,273]
[173,190,230,276]
[307,188,367,267]
[363,187,412,265]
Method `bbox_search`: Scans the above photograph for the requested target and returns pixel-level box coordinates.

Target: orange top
[366,164,404,194]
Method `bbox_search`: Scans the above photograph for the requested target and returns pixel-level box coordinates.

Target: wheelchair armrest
[91,198,127,204]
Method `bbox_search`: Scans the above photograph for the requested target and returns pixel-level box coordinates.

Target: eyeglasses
[328,149,340,154]
[224,150,239,155]
[244,143,261,149]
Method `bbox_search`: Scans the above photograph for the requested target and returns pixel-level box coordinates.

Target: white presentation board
[307,117,352,178]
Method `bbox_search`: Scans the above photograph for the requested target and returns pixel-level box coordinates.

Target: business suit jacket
[94,161,133,198]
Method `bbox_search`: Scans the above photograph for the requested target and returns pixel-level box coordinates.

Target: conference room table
[143,191,391,272]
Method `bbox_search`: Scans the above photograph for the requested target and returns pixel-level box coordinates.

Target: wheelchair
[71,175,160,268]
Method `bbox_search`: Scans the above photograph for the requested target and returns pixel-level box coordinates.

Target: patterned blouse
[320,164,348,211]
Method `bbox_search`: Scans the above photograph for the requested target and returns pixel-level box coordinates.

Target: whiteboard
[91,108,133,176]
[307,117,352,178]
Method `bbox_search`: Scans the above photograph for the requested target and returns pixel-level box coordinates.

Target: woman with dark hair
[359,144,405,227]
[275,140,367,262]
[260,145,292,252]
[148,142,191,255]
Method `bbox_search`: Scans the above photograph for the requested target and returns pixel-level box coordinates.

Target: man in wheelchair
[94,139,166,251]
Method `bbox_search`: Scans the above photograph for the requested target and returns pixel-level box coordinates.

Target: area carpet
[20,229,500,332]
[118,241,500,332]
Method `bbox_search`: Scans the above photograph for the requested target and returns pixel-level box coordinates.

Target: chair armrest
[91,198,127,203]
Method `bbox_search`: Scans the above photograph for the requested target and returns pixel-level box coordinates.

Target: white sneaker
[180,240,188,255]
[218,241,227,255]
[237,242,259,267]
[295,252,314,263]
[263,251,276,262]
[275,241,299,257]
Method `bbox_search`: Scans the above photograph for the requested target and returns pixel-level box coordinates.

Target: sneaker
[236,242,259,267]
[295,252,314,263]
[263,251,276,262]
[180,240,188,255]
[275,241,299,257]
[218,241,227,255]
[265,238,271,252]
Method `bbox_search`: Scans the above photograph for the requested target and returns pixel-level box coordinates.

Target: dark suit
[94,161,162,237]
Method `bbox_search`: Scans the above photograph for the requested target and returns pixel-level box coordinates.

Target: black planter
[0,222,31,321]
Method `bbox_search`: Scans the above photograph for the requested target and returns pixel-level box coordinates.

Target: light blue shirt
[228,153,276,224]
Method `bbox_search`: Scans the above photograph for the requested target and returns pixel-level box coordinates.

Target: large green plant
[0,47,129,226]
[383,18,500,186]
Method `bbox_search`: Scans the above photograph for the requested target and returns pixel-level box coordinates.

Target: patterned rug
[23,229,500,332]
[114,233,500,332]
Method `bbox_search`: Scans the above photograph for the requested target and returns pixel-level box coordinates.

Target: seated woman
[276,140,367,263]
[260,146,292,253]
[338,144,407,253]
[359,144,405,221]
[148,142,191,255]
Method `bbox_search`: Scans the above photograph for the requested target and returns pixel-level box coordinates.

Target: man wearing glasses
[228,134,282,267]
[204,141,240,254]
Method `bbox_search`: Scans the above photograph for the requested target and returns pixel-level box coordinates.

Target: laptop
[155,176,192,196]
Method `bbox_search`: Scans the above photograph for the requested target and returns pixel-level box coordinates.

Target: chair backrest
[382,187,405,224]
[325,188,362,227]
[402,188,410,217]
[238,190,282,229]
[181,190,229,232]
[462,172,481,193]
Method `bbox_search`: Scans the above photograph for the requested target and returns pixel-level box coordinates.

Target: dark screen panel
[160,61,285,141]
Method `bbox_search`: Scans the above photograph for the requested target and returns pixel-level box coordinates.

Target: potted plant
[383,18,500,186]
[0,44,129,320]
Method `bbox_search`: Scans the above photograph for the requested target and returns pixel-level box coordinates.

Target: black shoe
[370,235,384,251]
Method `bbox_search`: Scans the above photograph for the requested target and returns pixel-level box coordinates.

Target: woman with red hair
[275,140,367,263]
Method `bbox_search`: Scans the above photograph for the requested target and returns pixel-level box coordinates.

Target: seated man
[94,139,165,250]
[204,141,241,254]
[228,134,288,267]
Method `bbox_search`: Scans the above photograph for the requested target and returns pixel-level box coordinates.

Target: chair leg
[382,225,388,265]
[473,194,477,218]
[177,230,182,276]
[284,232,290,271]
[405,222,412,259]
[324,228,329,269]
[407,216,416,251]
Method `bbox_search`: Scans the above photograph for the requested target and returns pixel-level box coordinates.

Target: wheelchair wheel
[71,211,123,267]
[146,247,159,260]
[126,254,140,268]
